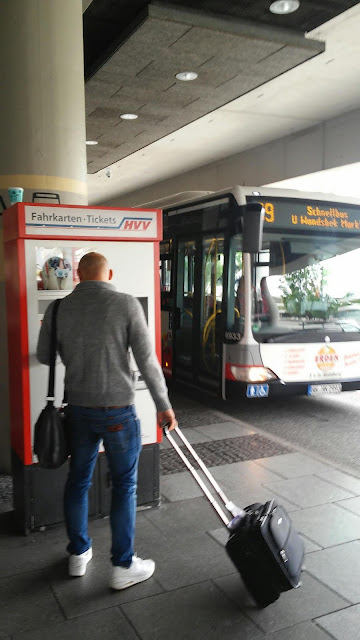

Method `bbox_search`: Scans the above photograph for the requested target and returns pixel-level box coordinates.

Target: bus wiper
[267,328,325,343]
[310,320,360,332]
[267,322,360,343]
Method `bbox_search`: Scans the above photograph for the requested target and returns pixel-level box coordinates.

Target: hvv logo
[119,217,152,231]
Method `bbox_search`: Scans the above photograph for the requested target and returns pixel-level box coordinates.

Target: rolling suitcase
[164,425,305,608]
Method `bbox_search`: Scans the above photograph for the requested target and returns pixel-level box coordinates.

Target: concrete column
[0,0,87,473]
[0,0,87,206]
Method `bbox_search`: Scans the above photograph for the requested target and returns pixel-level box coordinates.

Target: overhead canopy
[85,3,325,174]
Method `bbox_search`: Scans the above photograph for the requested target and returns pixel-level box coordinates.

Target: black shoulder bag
[34,299,69,469]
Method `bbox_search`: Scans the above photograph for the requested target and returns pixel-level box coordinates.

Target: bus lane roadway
[212,391,360,475]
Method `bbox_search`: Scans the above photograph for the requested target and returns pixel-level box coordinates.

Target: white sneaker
[68,547,93,577]
[110,556,155,590]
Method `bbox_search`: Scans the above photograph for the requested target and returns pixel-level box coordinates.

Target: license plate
[307,383,342,396]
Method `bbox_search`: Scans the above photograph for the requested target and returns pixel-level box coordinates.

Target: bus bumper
[225,378,360,399]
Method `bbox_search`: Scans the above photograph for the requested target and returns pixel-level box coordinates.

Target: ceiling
[85,4,324,174]
[82,1,360,204]
[83,0,358,78]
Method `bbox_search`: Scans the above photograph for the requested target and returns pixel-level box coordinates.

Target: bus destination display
[247,196,360,233]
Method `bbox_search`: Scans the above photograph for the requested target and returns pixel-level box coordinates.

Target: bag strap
[47,299,61,403]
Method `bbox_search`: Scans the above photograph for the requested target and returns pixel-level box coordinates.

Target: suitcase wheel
[241,570,280,609]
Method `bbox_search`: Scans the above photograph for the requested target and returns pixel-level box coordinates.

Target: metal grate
[171,410,228,428]
[160,433,290,475]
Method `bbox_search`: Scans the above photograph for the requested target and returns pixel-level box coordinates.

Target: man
[37,252,177,590]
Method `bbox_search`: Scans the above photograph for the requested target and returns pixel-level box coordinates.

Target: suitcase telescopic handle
[164,426,230,526]
[171,425,245,518]
[166,425,246,518]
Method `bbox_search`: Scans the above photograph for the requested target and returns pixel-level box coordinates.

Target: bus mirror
[242,202,264,253]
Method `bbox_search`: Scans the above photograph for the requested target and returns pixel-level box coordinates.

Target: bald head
[78,252,112,282]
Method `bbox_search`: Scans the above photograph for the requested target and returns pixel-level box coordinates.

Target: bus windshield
[253,232,360,342]
[228,232,360,342]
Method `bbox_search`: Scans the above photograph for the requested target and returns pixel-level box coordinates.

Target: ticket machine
[3,202,163,532]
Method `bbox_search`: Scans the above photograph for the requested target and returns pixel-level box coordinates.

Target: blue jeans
[64,404,142,567]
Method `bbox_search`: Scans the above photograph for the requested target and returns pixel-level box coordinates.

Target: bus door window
[227,236,243,336]
[160,241,173,372]
[175,240,196,369]
[160,241,172,293]
[201,237,224,374]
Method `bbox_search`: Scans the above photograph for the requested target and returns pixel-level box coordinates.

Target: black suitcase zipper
[259,501,303,588]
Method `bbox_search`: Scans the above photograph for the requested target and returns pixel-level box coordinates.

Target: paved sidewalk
[1,393,360,639]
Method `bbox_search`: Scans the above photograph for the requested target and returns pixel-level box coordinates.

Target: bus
[154,186,360,400]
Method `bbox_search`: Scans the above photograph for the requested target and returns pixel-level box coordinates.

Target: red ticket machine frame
[3,202,163,532]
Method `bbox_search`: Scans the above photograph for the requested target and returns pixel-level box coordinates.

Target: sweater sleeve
[128,297,171,412]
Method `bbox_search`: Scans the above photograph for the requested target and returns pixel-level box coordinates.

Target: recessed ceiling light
[120,113,138,120]
[176,71,198,81]
[269,0,300,15]
[86,140,98,145]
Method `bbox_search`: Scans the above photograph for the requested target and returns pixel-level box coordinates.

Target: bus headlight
[230,365,278,382]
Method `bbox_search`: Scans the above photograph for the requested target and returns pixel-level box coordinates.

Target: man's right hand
[157,408,177,431]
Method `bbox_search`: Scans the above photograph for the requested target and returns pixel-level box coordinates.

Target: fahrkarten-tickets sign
[24,205,159,239]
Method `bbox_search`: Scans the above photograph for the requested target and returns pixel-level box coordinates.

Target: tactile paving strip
[160,434,290,475]
[174,409,228,428]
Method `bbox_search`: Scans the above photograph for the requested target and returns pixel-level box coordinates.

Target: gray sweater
[37,281,171,411]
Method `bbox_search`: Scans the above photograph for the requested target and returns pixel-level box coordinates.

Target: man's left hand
[157,408,177,431]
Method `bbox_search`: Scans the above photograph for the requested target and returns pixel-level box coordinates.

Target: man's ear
[77,268,82,281]
[109,268,113,281]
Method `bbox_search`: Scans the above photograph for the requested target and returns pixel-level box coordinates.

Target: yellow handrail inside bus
[202,307,240,345]
[203,309,222,345]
